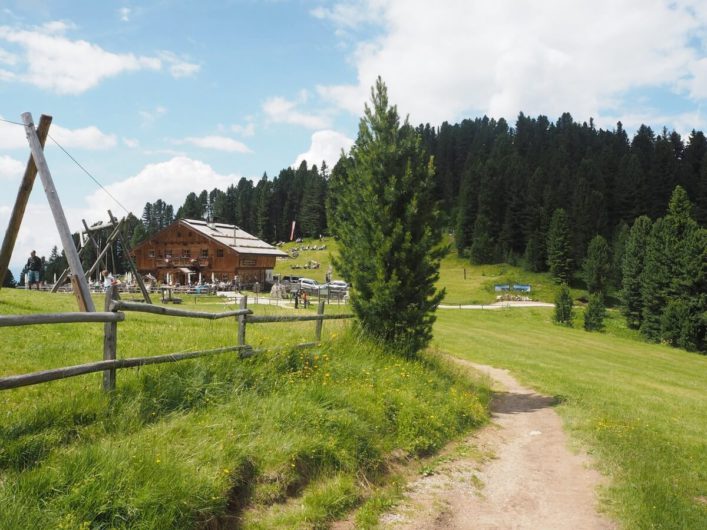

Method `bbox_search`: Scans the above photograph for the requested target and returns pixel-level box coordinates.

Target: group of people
[293,289,310,309]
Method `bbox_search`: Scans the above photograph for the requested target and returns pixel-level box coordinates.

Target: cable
[48,133,132,216]
[0,117,25,126]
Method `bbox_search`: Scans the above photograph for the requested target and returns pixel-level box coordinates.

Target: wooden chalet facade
[132,219,287,286]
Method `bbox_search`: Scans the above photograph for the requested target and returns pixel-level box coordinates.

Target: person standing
[101,269,117,292]
[26,250,42,290]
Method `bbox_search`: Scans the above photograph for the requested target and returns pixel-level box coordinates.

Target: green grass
[433,307,707,529]
[273,236,579,305]
[0,289,488,529]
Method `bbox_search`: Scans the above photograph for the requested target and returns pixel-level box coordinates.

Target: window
[182,249,191,258]
[216,248,224,257]
[148,249,155,258]
[201,249,208,258]
[165,249,173,258]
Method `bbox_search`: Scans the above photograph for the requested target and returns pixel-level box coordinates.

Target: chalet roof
[181,219,287,257]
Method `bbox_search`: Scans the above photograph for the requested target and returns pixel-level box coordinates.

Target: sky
[2,0,707,277]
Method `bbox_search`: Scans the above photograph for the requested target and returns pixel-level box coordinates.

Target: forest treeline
[18,112,706,351]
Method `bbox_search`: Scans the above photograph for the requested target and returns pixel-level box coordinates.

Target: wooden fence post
[103,285,119,391]
[315,301,325,341]
[237,295,248,351]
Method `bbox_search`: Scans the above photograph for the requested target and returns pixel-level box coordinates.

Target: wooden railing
[0,286,353,392]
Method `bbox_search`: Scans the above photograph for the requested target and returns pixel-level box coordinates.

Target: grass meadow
[434,307,707,529]
[0,289,488,529]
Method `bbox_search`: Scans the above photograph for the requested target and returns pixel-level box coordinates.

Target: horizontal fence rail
[0,287,353,393]
[0,312,124,327]
[110,300,251,319]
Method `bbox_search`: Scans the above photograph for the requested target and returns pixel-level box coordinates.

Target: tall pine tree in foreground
[332,77,446,356]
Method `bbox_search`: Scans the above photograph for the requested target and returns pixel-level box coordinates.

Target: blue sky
[2,0,707,276]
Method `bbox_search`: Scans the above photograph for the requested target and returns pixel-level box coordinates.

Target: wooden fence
[0,286,353,392]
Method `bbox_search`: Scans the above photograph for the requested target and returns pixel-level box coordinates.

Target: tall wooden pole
[0,115,52,290]
[22,112,95,312]
[107,210,152,304]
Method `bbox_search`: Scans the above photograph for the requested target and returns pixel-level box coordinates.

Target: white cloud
[118,7,131,22]
[0,22,198,95]
[0,118,116,150]
[157,51,200,78]
[51,124,117,149]
[263,94,331,129]
[0,154,23,179]
[293,130,354,170]
[231,121,256,137]
[0,156,242,276]
[176,135,252,153]
[122,137,139,148]
[0,117,27,149]
[0,46,17,65]
[139,106,167,126]
[317,0,707,127]
[80,156,239,223]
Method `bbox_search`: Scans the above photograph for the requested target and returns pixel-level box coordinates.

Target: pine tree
[621,216,652,329]
[584,293,606,331]
[582,235,611,296]
[546,208,573,283]
[332,77,446,355]
[554,284,574,326]
[2,269,16,288]
[640,186,704,348]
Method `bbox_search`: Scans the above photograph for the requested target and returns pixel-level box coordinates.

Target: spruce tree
[553,284,574,326]
[582,235,611,296]
[584,293,606,331]
[621,216,652,329]
[331,77,445,355]
[640,186,705,349]
[546,208,573,283]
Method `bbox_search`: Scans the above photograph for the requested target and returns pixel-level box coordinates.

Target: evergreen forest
[31,112,707,352]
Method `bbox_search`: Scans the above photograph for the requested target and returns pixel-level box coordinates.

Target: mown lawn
[434,307,707,530]
[0,289,488,528]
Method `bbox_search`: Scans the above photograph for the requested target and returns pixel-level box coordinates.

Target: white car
[298,278,320,293]
[327,280,348,291]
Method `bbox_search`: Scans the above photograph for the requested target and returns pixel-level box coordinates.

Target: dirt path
[377,360,616,529]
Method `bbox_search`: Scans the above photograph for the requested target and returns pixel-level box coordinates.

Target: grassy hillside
[0,289,488,529]
[434,308,707,529]
[273,236,569,305]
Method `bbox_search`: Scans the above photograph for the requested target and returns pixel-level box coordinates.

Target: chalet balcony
[155,257,211,268]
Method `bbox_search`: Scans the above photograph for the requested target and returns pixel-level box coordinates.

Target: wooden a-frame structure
[51,211,152,304]
[0,112,148,310]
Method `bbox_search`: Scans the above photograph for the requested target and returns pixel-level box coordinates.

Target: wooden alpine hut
[131,219,287,286]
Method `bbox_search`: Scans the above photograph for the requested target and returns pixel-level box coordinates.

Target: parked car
[280,275,301,287]
[298,278,321,293]
[327,280,348,291]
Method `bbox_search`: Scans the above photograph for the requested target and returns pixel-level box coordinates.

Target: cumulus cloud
[0,117,116,150]
[293,130,354,170]
[0,154,23,179]
[1,157,241,276]
[316,0,707,127]
[81,156,240,222]
[51,124,117,149]
[175,135,252,153]
[118,7,131,22]
[263,93,331,129]
[139,106,167,126]
[0,22,199,94]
